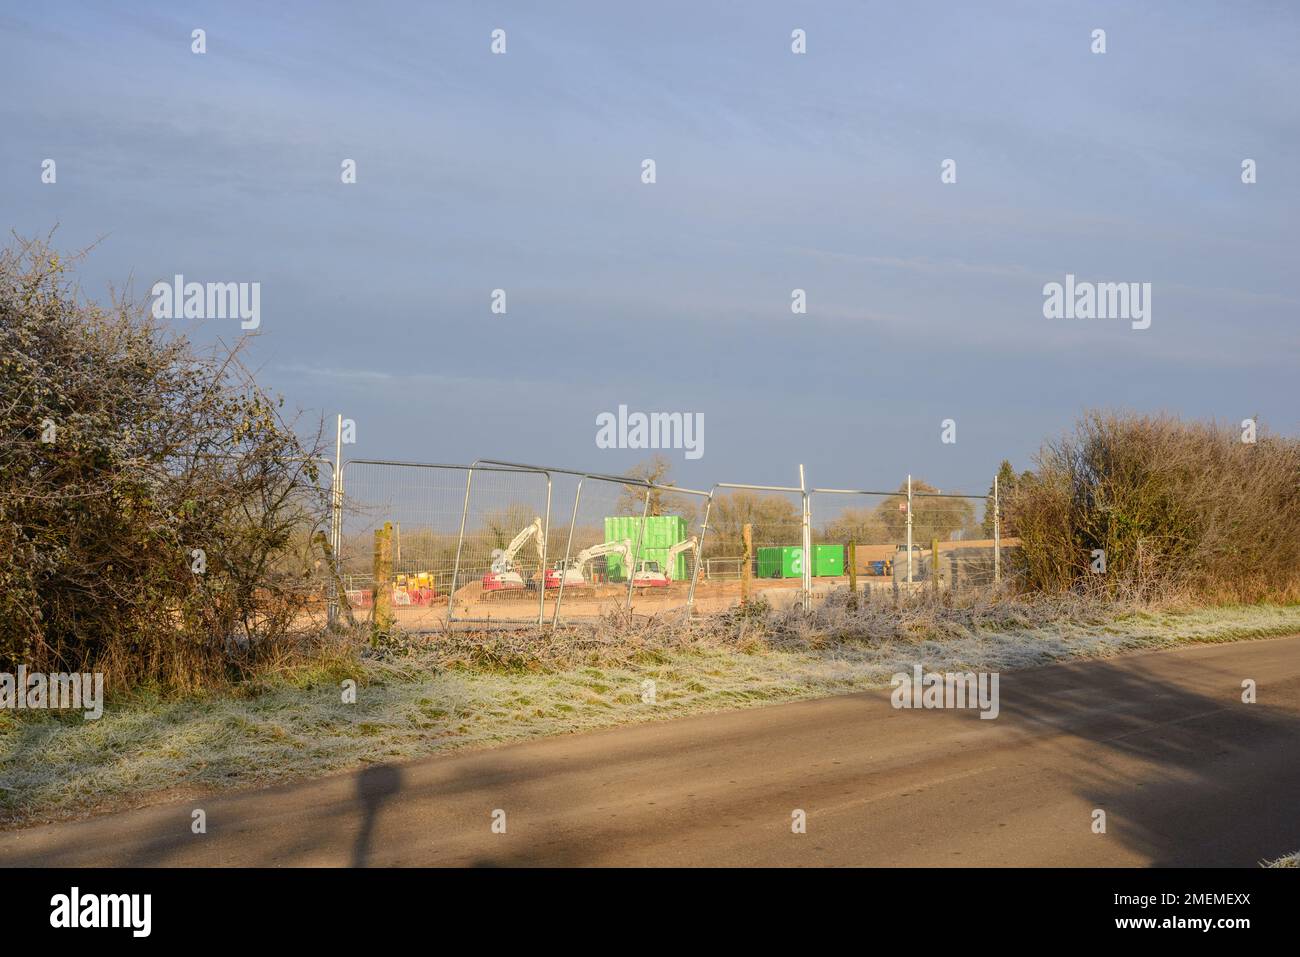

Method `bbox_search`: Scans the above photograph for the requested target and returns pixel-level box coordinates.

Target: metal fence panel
[335,461,550,631]
[333,456,1013,630]
[549,474,649,623]
[910,490,1001,593]
[449,465,552,625]
[694,483,808,612]
[295,455,336,632]
[184,452,337,634]
[809,479,1005,605]
[809,487,908,603]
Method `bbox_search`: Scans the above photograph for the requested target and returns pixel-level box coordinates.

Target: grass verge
[2,598,1298,828]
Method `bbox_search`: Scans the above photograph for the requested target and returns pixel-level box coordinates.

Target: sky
[3,0,1297,495]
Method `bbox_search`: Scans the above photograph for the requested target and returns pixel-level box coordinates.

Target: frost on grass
[3,596,1299,827]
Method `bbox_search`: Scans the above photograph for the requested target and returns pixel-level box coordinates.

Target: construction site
[321,455,1016,631]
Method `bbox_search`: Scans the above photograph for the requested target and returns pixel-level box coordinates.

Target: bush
[1007,411,1300,602]
[0,236,329,691]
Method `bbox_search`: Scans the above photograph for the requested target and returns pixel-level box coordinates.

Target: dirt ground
[340,540,1019,630]
[353,573,908,629]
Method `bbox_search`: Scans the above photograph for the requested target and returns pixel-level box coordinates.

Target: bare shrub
[0,235,329,691]
[1007,411,1300,603]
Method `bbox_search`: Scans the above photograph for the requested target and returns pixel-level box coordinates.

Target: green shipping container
[604,515,689,581]
[756,545,844,579]
[813,544,845,577]
[756,546,799,579]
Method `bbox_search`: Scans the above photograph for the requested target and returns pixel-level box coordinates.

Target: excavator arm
[491,517,545,573]
[664,536,698,572]
[570,539,633,579]
[631,535,699,585]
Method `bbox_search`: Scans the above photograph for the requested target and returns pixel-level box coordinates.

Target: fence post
[536,474,552,626]
[800,464,812,612]
[906,474,914,585]
[314,531,355,629]
[552,478,584,626]
[931,537,940,598]
[741,523,753,605]
[847,541,858,610]
[686,491,713,614]
[993,473,1001,586]
[372,521,394,640]
[328,415,344,627]
[625,487,651,612]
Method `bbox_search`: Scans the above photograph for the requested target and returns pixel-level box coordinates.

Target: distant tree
[614,454,699,526]
[820,506,887,544]
[982,460,1031,537]
[479,503,539,550]
[872,479,974,543]
[706,490,802,554]
[616,454,674,516]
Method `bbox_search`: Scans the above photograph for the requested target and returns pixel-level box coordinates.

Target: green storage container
[604,515,689,581]
[756,546,800,579]
[812,544,844,577]
[755,544,844,579]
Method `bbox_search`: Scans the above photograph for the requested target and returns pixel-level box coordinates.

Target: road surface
[4,635,1298,866]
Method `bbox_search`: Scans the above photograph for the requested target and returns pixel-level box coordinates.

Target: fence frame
[451,461,554,625]
[909,484,1001,590]
[807,482,907,595]
[473,459,713,624]
[333,459,555,627]
[710,476,812,610]
[326,441,1007,627]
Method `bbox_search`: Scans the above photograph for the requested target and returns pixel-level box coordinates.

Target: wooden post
[846,542,858,610]
[372,522,394,640]
[313,531,355,629]
[931,538,940,598]
[741,523,753,605]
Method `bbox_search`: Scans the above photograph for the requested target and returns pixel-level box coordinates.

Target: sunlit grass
[3,602,1298,828]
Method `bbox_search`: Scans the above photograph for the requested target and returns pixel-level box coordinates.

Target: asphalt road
[4,636,1298,867]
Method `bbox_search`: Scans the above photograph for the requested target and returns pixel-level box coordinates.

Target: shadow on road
[351,764,402,867]
[994,653,1300,865]
[5,641,1297,867]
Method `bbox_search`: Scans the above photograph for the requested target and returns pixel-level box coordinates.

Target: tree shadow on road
[351,764,402,867]
[993,651,1300,865]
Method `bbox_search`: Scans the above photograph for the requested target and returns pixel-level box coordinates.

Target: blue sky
[3,1,1296,494]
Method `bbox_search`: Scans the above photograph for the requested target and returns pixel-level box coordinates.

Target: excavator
[481,517,545,592]
[543,539,633,589]
[631,536,698,587]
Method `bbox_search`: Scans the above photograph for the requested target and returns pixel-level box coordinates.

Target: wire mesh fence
[335,461,482,630]
[909,490,1001,593]
[448,465,552,625]
[293,456,337,632]
[331,458,1009,629]
[809,488,906,600]
[544,474,711,623]
[550,472,649,622]
[694,484,808,612]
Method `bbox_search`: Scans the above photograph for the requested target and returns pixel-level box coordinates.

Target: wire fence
[809,488,908,598]
[326,456,1015,631]
[696,483,808,612]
